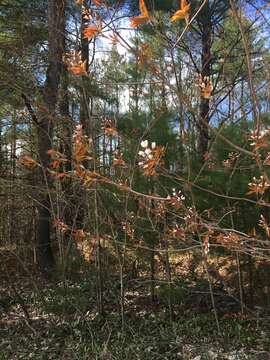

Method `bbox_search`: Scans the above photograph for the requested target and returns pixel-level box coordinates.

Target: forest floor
[1,277,269,359]
[1,254,270,359]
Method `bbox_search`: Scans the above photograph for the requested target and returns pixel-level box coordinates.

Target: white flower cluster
[73,124,83,144]
[249,128,270,146]
[197,74,213,99]
[184,207,197,222]
[166,188,186,210]
[167,188,185,201]
[203,237,210,255]
[199,75,210,88]
[248,175,270,189]
[138,140,156,167]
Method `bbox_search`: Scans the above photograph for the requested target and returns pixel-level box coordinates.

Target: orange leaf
[69,60,87,76]
[181,0,189,7]
[112,158,126,167]
[137,43,153,66]
[74,142,92,163]
[104,127,118,136]
[130,15,149,28]
[139,0,149,17]
[47,149,58,157]
[56,172,67,179]
[51,160,61,169]
[53,219,68,233]
[92,0,102,5]
[83,25,100,39]
[171,0,190,23]
[201,82,213,99]
[130,0,150,28]
[19,155,38,169]
[73,229,87,242]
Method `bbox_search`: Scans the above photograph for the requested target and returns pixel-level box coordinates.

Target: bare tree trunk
[36,0,65,276]
[197,0,211,158]
[59,38,75,273]
[80,0,90,135]
[60,72,72,172]
[9,112,17,246]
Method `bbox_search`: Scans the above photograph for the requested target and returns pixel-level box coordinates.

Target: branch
[21,93,39,125]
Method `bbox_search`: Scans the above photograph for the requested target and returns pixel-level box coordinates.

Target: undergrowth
[1,275,270,360]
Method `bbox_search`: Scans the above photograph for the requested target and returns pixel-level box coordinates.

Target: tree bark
[80,0,90,135]
[36,0,65,276]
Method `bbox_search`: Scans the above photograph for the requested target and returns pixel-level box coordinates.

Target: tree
[35,0,66,275]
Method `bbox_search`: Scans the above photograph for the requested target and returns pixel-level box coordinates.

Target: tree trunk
[197,0,211,158]
[59,33,75,273]
[80,0,90,135]
[36,0,65,276]
[9,112,17,246]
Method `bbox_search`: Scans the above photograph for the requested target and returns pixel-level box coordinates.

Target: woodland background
[1,0,270,358]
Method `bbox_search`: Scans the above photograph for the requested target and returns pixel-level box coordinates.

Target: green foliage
[0,0,47,109]
[213,16,262,83]
[40,278,98,316]
[1,2,270,358]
